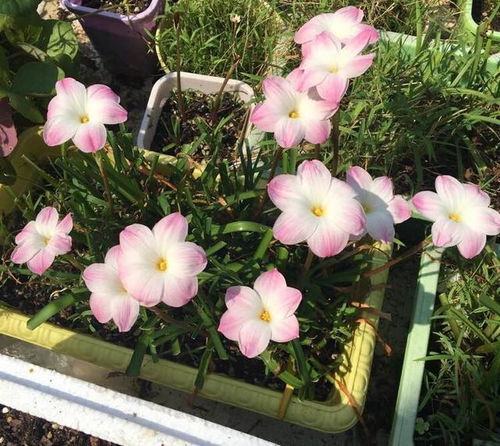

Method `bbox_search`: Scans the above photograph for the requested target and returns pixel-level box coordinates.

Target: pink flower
[43,78,127,153]
[83,246,140,332]
[11,207,73,275]
[117,213,207,307]
[346,166,410,243]
[268,160,366,257]
[298,32,375,103]
[295,7,378,47]
[250,71,337,148]
[412,175,500,259]
[218,269,302,358]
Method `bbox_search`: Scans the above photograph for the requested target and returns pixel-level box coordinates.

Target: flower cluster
[8,7,500,364]
[251,6,378,148]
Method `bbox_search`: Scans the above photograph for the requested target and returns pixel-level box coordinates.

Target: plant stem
[330,110,340,176]
[314,143,320,160]
[255,146,284,216]
[62,254,85,272]
[298,248,314,289]
[211,56,241,125]
[95,151,113,213]
[173,12,185,121]
[362,237,432,279]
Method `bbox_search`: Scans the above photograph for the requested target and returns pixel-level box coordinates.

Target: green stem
[95,151,113,213]
[256,146,284,216]
[330,110,340,176]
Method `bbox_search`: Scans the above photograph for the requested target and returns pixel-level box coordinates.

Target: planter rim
[136,71,257,150]
[61,0,164,23]
[460,0,500,42]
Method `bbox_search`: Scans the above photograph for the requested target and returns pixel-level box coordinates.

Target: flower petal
[238,319,272,358]
[225,285,260,309]
[11,242,40,265]
[36,207,59,233]
[111,296,140,332]
[43,116,79,147]
[315,74,348,105]
[27,248,55,275]
[273,210,317,245]
[307,221,349,257]
[366,210,395,243]
[14,221,37,245]
[89,293,113,324]
[120,223,157,255]
[304,118,331,144]
[219,288,261,341]
[435,175,463,210]
[88,100,127,125]
[431,219,464,248]
[388,195,411,224]
[346,166,373,191]
[274,118,305,148]
[270,316,299,343]
[254,269,286,296]
[262,76,293,101]
[297,160,332,201]
[55,78,87,115]
[161,274,199,307]
[456,229,486,259]
[152,213,188,252]
[251,102,280,132]
[462,183,490,207]
[342,53,375,78]
[371,176,394,203]
[462,207,500,236]
[412,191,446,221]
[87,84,120,103]
[167,242,207,276]
[48,233,72,255]
[268,174,302,211]
[72,121,107,153]
[56,213,73,234]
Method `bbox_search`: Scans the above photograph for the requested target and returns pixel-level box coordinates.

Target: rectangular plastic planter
[389,245,443,445]
[0,127,392,433]
[460,0,500,43]
[61,0,165,77]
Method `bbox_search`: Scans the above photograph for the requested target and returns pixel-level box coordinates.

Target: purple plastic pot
[61,0,165,77]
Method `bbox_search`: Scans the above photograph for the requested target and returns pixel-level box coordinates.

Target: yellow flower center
[311,206,324,217]
[80,116,89,124]
[43,237,51,245]
[329,65,339,74]
[260,309,271,322]
[288,110,299,119]
[448,213,460,222]
[362,204,372,214]
[157,258,168,271]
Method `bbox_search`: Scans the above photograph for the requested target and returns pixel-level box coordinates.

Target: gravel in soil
[0,405,116,446]
[473,0,500,31]
[81,0,151,14]
[150,90,247,162]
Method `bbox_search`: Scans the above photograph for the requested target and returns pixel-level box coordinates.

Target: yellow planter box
[0,127,391,433]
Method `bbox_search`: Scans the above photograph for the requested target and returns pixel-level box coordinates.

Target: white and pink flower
[218,269,302,358]
[297,32,375,104]
[346,166,410,243]
[412,175,500,259]
[295,7,378,47]
[43,78,127,153]
[118,213,207,308]
[268,160,366,257]
[250,71,338,148]
[83,246,140,333]
[11,207,73,275]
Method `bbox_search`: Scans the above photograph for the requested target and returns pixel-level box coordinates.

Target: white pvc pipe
[0,353,273,446]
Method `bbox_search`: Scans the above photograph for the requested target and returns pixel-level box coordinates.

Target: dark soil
[81,0,151,14]
[0,405,116,446]
[472,0,500,31]
[150,90,247,162]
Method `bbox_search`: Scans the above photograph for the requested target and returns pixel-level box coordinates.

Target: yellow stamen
[80,116,89,124]
[43,237,51,245]
[157,258,168,271]
[311,206,324,217]
[329,65,339,74]
[288,110,299,119]
[260,309,271,322]
[362,204,372,214]
[449,213,460,222]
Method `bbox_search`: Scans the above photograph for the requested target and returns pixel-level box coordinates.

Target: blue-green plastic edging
[389,244,444,446]
[379,30,499,74]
